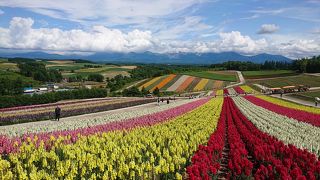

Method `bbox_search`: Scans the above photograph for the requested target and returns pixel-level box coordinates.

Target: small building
[23,87,35,94]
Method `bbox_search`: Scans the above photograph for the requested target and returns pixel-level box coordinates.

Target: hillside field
[139,74,227,92]
[243,70,298,79]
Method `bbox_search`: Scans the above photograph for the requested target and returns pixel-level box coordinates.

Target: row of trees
[292,56,320,73]
[0,78,24,96]
[210,61,292,71]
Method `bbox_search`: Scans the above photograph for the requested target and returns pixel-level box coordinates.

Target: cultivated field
[243,70,298,79]
[289,90,320,102]
[251,74,320,88]
[181,70,237,81]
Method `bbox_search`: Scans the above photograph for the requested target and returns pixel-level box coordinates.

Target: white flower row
[227,88,237,95]
[0,99,195,137]
[232,96,320,156]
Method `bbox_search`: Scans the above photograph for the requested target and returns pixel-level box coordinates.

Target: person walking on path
[55,106,61,121]
[157,97,160,106]
[316,97,319,106]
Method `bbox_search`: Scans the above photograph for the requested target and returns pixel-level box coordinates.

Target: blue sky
[0,0,319,58]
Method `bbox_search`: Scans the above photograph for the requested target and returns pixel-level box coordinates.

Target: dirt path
[225,71,245,88]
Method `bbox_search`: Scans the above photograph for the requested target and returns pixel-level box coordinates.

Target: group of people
[157,97,175,106]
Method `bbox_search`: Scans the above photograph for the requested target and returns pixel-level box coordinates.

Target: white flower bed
[0,99,195,137]
[227,88,237,95]
[232,96,320,155]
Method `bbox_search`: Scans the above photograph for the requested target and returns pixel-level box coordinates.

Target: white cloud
[0,0,207,26]
[0,17,320,59]
[257,24,279,34]
[0,17,153,52]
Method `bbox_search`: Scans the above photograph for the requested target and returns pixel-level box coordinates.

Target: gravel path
[0,98,196,137]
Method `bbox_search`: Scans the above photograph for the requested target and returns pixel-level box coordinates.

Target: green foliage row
[0,88,108,108]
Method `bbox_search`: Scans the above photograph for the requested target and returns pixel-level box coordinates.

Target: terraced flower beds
[139,74,225,92]
[0,98,156,125]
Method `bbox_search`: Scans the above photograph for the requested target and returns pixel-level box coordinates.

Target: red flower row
[233,86,245,94]
[245,96,320,127]
[223,89,229,95]
[188,97,320,179]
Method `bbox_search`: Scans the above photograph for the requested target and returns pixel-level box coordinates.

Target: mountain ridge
[0,51,292,64]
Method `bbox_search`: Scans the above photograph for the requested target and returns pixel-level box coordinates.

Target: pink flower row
[0,98,209,155]
[245,96,320,127]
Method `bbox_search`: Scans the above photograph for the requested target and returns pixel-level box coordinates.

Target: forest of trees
[18,61,63,82]
[292,56,320,73]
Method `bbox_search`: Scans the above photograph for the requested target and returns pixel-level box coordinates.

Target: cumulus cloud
[0,17,153,52]
[0,17,320,58]
[257,24,279,34]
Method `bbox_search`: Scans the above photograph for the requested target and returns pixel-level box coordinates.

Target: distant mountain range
[0,51,292,64]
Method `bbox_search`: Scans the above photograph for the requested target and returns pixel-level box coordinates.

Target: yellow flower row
[1,98,223,180]
[193,79,209,91]
[256,95,320,114]
[240,85,257,93]
[216,89,223,96]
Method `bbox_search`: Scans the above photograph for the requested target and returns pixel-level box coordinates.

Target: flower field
[1,93,320,179]
[0,98,156,125]
[138,74,225,92]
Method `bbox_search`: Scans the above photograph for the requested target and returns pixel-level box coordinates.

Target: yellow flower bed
[216,89,223,96]
[2,98,223,179]
[240,85,257,93]
[193,79,209,91]
[139,76,162,90]
[257,95,320,114]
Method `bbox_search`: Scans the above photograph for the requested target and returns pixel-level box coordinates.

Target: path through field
[225,71,245,88]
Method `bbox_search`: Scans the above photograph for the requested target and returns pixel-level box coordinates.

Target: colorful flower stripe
[204,80,214,90]
[213,80,223,89]
[188,97,320,179]
[150,74,176,92]
[139,76,162,90]
[0,99,196,137]
[240,85,256,93]
[257,95,320,114]
[161,74,182,90]
[1,98,129,118]
[145,75,168,91]
[233,96,320,155]
[0,99,155,125]
[193,79,209,91]
[216,90,223,96]
[0,97,112,112]
[176,76,195,92]
[167,75,189,91]
[245,96,320,127]
[187,98,227,179]
[0,98,223,179]
[223,89,229,95]
[228,97,320,179]
[0,98,209,155]
[234,86,245,94]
